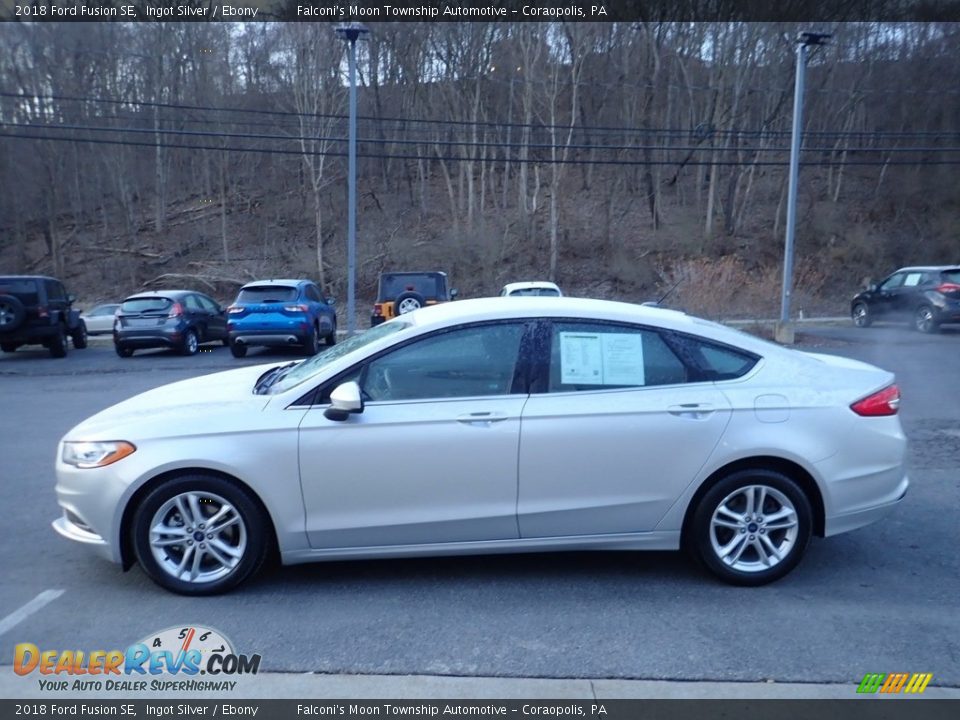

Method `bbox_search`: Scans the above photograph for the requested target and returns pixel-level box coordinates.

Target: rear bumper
[0,324,60,343]
[824,474,909,537]
[230,332,303,348]
[114,330,181,349]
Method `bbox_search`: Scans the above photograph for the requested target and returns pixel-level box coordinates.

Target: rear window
[941,270,960,284]
[237,286,298,303]
[121,297,173,313]
[509,288,560,297]
[0,279,40,304]
[378,274,444,301]
[671,333,759,381]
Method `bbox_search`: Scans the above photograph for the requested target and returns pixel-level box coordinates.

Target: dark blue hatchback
[227,279,336,358]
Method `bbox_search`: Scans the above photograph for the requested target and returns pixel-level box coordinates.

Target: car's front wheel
[852,302,872,328]
[689,469,812,586]
[914,305,939,334]
[132,474,270,595]
[72,321,88,349]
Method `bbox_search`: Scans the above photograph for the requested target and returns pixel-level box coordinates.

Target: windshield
[268,321,412,394]
[509,287,560,297]
[378,274,445,301]
[121,297,173,313]
[237,286,298,303]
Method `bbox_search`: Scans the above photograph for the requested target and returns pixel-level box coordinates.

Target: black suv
[851,266,960,333]
[0,275,88,357]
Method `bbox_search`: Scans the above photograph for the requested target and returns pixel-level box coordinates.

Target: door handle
[457,411,509,425]
[668,403,715,419]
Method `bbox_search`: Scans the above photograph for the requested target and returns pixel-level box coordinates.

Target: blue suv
[227,279,336,358]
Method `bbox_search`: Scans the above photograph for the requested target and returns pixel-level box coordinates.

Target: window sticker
[559,332,645,386]
[903,273,922,287]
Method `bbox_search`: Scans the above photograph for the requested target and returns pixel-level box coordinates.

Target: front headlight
[61,441,136,469]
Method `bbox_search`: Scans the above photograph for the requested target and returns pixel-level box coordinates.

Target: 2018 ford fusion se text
[53,298,908,594]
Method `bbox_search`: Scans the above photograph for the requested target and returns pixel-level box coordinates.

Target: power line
[3,89,959,142]
[5,130,960,167]
[4,121,960,157]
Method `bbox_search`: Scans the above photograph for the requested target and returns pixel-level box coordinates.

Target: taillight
[227,305,244,314]
[373,304,383,316]
[36,306,49,318]
[936,283,960,296]
[284,304,308,313]
[167,302,184,318]
[851,384,900,416]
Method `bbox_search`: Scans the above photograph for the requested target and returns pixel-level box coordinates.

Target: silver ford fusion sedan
[53,297,908,594]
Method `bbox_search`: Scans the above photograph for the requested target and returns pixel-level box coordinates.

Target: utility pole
[778,31,830,344]
[335,22,368,337]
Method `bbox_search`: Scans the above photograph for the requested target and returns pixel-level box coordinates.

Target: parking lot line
[0,589,64,637]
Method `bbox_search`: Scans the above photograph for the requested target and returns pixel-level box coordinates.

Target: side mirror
[67,294,76,303]
[324,381,364,421]
[327,297,337,306]
[450,288,459,299]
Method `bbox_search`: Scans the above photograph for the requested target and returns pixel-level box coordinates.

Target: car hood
[62,364,275,441]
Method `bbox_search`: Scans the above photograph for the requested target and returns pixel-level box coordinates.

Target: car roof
[123,290,197,299]
[380,271,447,277]
[0,275,61,282]
[240,279,310,287]
[894,266,960,273]
[502,281,561,292]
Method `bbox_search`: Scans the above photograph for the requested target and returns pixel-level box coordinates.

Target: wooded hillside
[1,22,958,319]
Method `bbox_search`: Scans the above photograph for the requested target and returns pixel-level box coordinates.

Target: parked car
[370,271,457,326]
[114,290,227,357]
[53,297,907,595]
[0,275,87,357]
[80,303,120,335]
[852,266,960,333]
[500,281,563,297]
[226,279,336,358]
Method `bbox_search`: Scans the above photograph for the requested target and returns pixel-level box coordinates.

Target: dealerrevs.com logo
[13,625,260,693]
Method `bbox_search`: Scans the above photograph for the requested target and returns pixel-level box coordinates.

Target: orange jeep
[370,271,458,326]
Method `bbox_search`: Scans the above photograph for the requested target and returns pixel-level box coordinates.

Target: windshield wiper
[253,362,299,394]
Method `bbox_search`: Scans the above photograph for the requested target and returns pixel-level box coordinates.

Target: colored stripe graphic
[857,672,933,694]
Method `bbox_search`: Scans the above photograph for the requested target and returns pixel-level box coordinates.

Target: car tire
[0,294,26,332]
[180,329,199,356]
[222,336,230,347]
[688,469,812,586]
[851,302,872,328]
[303,326,319,356]
[229,341,247,358]
[72,321,88,349]
[1,342,17,353]
[49,325,68,358]
[395,291,425,315]
[326,322,337,346]
[914,305,939,334]
[115,344,134,358]
[131,474,270,596]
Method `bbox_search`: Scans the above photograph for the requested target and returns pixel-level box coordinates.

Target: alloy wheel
[708,484,799,573]
[148,491,248,584]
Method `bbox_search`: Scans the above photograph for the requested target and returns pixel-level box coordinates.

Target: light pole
[778,31,830,342]
[335,22,368,337]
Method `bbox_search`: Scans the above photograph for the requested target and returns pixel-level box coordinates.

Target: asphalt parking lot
[1,323,958,686]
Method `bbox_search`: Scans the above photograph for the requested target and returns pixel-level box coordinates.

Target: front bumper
[52,513,114,561]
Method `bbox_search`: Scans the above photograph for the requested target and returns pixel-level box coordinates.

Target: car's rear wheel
[229,341,247,358]
[72,321,88,349]
[0,342,16,353]
[180,329,199,355]
[325,321,337,346]
[303,326,319,355]
[914,305,939,333]
[852,302,872,328]
[132,474,269,595]
[49,325,68,358]
[115,344,134,358]
[689,469,812,586]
